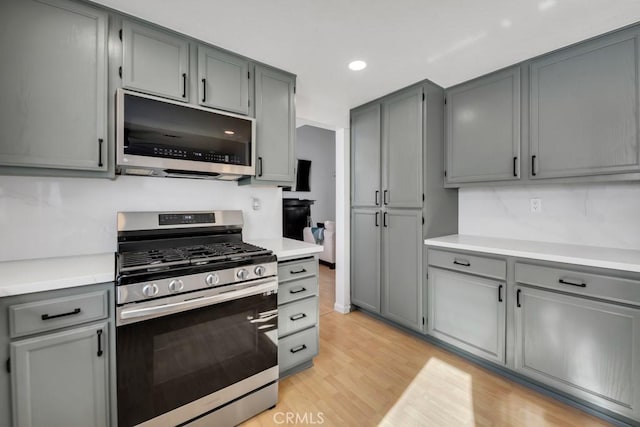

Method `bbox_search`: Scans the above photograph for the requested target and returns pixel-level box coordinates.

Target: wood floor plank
[241,266,613,427]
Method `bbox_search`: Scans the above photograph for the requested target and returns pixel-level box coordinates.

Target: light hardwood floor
[242,266,611,427]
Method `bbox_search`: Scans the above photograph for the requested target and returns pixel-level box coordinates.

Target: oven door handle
[118,279,277,324]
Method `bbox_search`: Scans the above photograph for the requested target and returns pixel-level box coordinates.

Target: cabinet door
[351,104,381,207]
[122,20,189,101]
[11,322,109,427]
[0,0,108,171]
[383,87,423,208]
[530,30,640,179]
[351,209,381,313]
[514,286,640,419]
[198,45,250,115]
[428,267,506,364]
[382,209,423,330]
[446,67,520,183]
[254,65,295,183]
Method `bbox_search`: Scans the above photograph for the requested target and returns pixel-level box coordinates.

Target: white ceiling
[94,0,640,128]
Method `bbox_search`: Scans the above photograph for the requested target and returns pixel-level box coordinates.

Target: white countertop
[0,253,115,297]
[424,235,640,273]
[247,238,323,262]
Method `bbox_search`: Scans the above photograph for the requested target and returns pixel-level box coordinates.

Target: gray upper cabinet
[253,65,296,183]
[122,20,189,102]
[382,209,423,331]
[530,30,640,179]
[0,0,108,172]
[11,322,109,427]
[383,87,423,208]
[351,104,382,208]
[351,209,381,313]
[446,67,521,184]
[514,286,640,419]
[197,45,251,115]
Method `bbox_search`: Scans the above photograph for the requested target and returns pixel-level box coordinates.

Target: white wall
[284,125,336,223]
[459,182,640,250]
[0,175,283,262]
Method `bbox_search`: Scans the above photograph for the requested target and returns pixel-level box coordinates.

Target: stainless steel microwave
[116,89,256,180]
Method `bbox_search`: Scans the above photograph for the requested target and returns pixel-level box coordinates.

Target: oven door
[116,278,278,427]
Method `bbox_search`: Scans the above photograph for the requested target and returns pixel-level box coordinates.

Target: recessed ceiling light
[224,130,235,135]
[538,0,556,11]
[500,19,512,28]
[348,60,367,71]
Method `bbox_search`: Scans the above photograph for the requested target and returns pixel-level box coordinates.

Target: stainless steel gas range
[114,211,278,427]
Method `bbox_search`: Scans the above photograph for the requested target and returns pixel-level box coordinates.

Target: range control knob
[254,265,266,276]
[142,283,159,297]
[168,280,184,293]
[236,268,249,280]
[205,273,219,286]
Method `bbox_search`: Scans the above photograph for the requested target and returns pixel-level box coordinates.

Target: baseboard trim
[333,303,351,314]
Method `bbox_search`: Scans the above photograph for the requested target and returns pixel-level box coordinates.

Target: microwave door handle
[119,280,277,323]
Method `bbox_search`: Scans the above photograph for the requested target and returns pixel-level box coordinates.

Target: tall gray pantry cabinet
[350,82,458,331]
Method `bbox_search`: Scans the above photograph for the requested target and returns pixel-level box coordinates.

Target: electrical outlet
[530,198,542,213]
[251,197,261,211]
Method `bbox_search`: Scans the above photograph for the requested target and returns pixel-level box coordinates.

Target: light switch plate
[530,198,542,213]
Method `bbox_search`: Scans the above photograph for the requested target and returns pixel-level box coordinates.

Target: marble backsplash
[0,175,283,262]
[459,182,640,250]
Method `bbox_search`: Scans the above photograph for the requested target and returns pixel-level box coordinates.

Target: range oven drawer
[278,326,319,372]
[278,297,318,337]
[9,290,108,338]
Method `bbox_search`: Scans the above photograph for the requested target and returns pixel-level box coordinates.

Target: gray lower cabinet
[445,67,521,184]
[514,285,640,419]
[529,28,640,179]
[427,266,506,364]
[350,209,381,313]
[197,45,251,115]
[277,257,319,377]
[242,65,295,185]
[0,283,113,427]
[382,210,423,330]
[11,322,109,427]
[0,0,108,173]
[122,20,190,102]
[351,104,381,208]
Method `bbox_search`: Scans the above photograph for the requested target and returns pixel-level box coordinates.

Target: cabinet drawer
[279,326,318,373]
[278,297,318,337]
[278,276,318,305]
[278,258,317,282]
[9,290,109,338]
[515,263,640,306]
[428,249,506,280]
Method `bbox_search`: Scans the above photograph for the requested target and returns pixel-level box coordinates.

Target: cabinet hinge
[118,66,122,79]
[119,29,122,41]
[5,358,9,373]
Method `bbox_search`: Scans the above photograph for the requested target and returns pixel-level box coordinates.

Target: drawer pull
[453,259,470,267]
[290,268,307,275]
[41,308,81,321]
[290,344,307,354]
[559,278,586,288]
[290,313,307,321]
[516,289,522,308]
[498,284,503,302]
[96,329,103,357]
[290,287,307,294]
